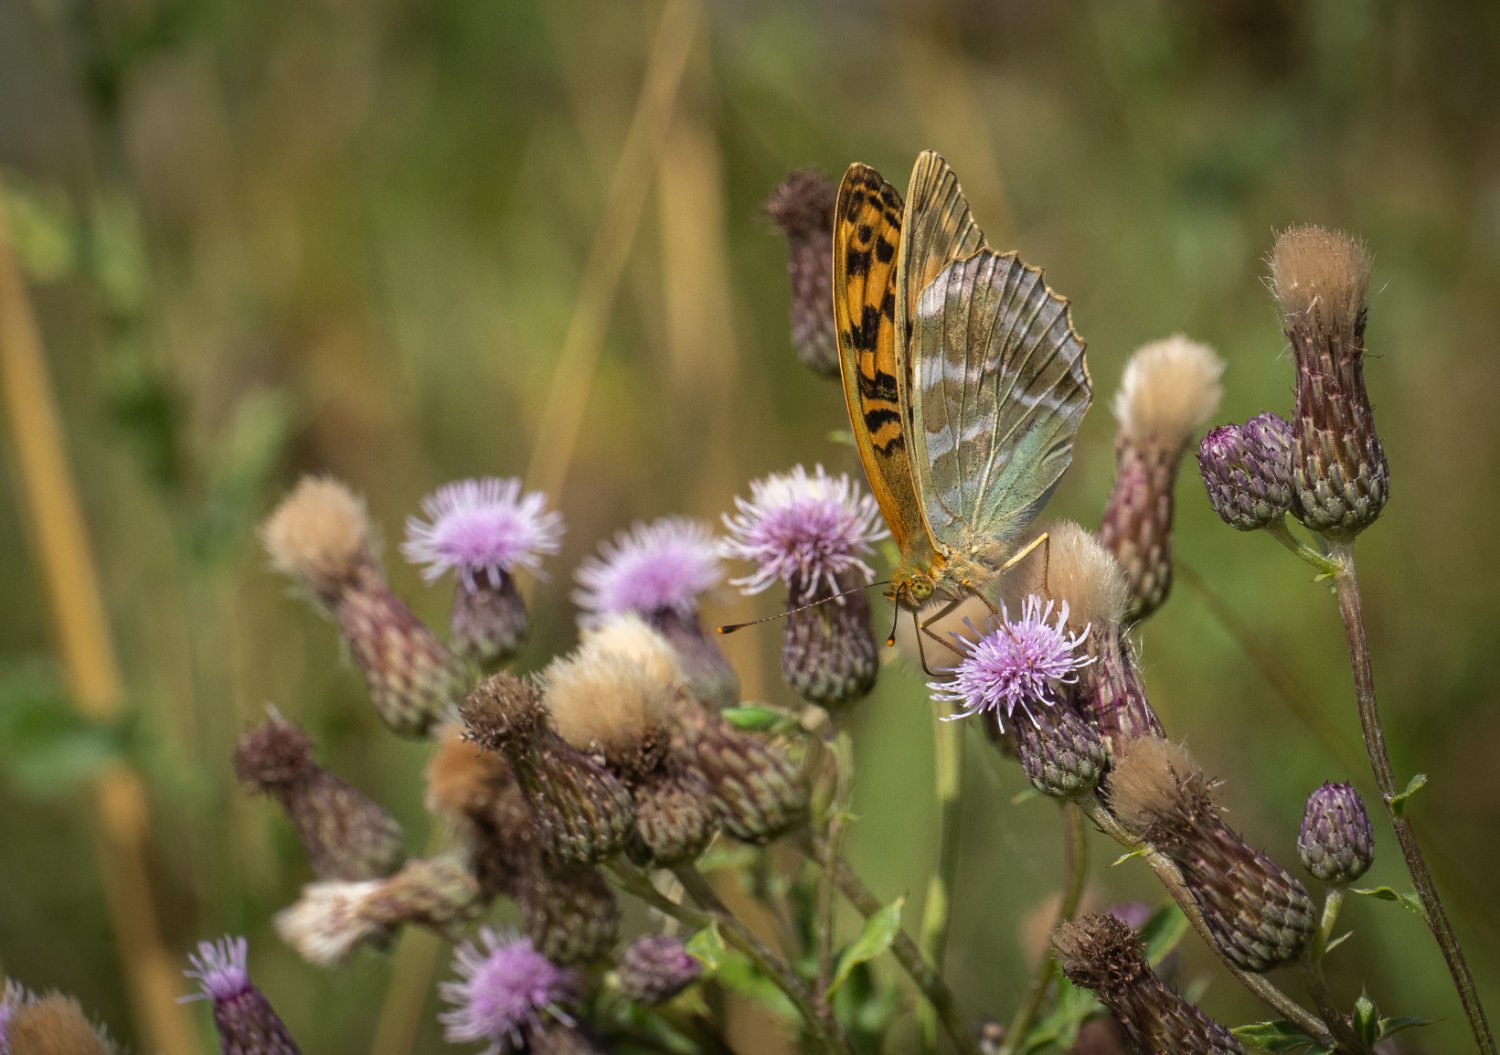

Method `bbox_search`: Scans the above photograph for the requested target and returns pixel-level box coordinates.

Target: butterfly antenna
[718,580,892,635]
[884,599,900,647]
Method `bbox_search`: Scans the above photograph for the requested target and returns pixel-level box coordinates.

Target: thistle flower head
[617,935,702,1005]
[2,981,32,1055]
[261,477,373,597]
[3,994,113,1055]
[765,169,839,377]
[274,878,386,967]
[1298,782,1375,886]
[233,709,315,792]
[1269,225,1372,338]
[573,518,723,626]
[927,596,1092,729]
[1111,336,1225,450]
[719,464,885,598]
[1012,521,1129,635]
[439,929,577,1055]
[183,936,300,1054]
[1198,413,1295,531]
[402,478,564,588]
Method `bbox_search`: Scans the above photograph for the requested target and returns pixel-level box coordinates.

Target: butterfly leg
[915,598,969,676]
[999,530,1052,592]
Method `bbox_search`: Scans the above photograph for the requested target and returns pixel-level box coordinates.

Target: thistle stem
[1328,541,1495,1054]
[1313,887,1345,959]
[650,863,852,1055]
[800,831,982,1055]
[1079,798,1336,1049]
[1301,957,1368,1054]
[817,728,855,1003]
[999,802,1088,1055]
[1265,517,1340,576]
[918,716,964,1054]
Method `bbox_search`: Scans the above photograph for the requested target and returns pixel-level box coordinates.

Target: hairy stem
[1301,957,1368,1055]
[999,802,1089,1055]
[800,832,982,1055]
[1328,541,1495,1055]
[817,728,855,1003]
[1079,798,1336,1048]
[918,716,965,1054]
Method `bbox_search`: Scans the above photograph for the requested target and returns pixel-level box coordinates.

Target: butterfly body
[834,152,1091,617]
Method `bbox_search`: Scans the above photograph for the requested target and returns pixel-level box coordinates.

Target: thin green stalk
[918,716,964,1054]
[639,864,852,1055]
[817,728,855,1002]
[1328,541,1495,1055]
[999,803,1088,1055]
[1313,887,1345,959]
[1079,798,1336,1049]
[800,831,982,1055]
[1265,517,1339,576]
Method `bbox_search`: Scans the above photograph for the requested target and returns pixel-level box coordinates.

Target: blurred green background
[1,0,1497,1051]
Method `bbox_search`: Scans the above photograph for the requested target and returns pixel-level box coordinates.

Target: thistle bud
[1014,523,1162,746]
[720,465,887,711]
[1269,226,1388,539]
[1054,913,1243,1054]
[682,704,807,843]
[275,855,481,967]
[1198,413,1295,531]
[765,169,839,377]
[617,935,702,1005]
[4,993,114,1055]
[261,477,466,736]
[184,936,300,1055]
[1099,338,1224,622]
[1298,782,1375,886]
[235,710,404,880]
[1110,738,1316,972]
[1014,703,1107,800]
[517,859,622,965]
[574,518,740,708]
[402,478,564,666]
[463,672,636,865]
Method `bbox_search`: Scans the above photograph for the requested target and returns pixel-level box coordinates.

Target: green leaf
[828,896,903,998]
[1231,1020,1327,1052]
[721,705,798,734]
[1378,1015,1436,1039]
[1352,994,1378,1047]
[1323,930,1352,954]
[1010,787,1041,806]
[1109,847,1147,867]
[1390,773,1427,818]
[1020,975,1098,1053]
[1350,886,1427,919]
[0,662,128,797]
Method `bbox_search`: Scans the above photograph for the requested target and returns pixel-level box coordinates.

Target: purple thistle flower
[183,936,300,1054]
[719,464,886,598]
[403,478,564,589]
[928,596,1092,729]
[573,517,723,627]
[439,929,577,1054]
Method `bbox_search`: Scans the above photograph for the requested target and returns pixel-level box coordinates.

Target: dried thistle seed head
[617,935,702,1005]
[262,477,372,601]
[1014,521,1130,636]
[765,169,839,376]
[516,859,622,965]
[275,856,481,967]
[184,936,301,1055]
[5,993,114,1055]
[1100,338,1224,623]
[1269,225,1373,339]
[439,928,582,1054]
[1056,915,1245,1055]
[1198,413,1295,531]
[233,709,316,792]
[1270,226,1388,540]
[461,672,549,752]
[543,623,680,767]
[1298,782,1375,886]
[1111,337,1225,452]
[1014,703,1107,800]
[1107,737,1217,840]
[235,711,405,881]
[425,722,512,819]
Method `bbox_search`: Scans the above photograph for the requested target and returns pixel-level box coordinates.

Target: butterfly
[832,150,1092,638]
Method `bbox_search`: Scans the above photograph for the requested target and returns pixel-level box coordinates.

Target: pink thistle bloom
[183,935,300,1053]
[572,517,723,626]
[439,929,576,1054]
[719,464,886,599]
[929,596,1092,729]
[403,478,564,588]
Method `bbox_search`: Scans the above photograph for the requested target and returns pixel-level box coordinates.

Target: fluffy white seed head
[1112,336,1224,448]
[1269,225,1372,334]
[274,878,385,967]
[543,615,684,760]
[1012,522,1130,634]
[261,476,373,592]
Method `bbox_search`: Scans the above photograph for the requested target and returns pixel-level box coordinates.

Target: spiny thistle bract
[183,937,301,1055]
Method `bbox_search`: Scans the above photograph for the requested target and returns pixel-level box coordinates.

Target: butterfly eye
[910,576,935,602]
